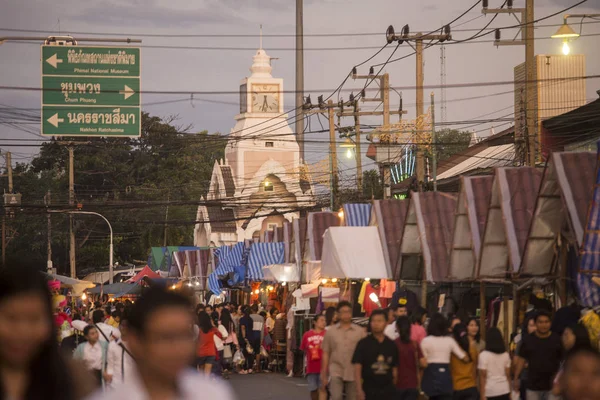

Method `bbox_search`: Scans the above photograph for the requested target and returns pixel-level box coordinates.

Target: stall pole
[480,281,486,342]
[420,256,427,308]
[513,283,519,338]
[558,238,568,306]
[503,292,510,347]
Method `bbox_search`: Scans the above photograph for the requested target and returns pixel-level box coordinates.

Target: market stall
[577,146,600,307]
[449,176,494,281]
[520,151,596,277]
[371,199,409,280]
[477,167,542,278]
[320,226,389,279]
[87,282,142,298]
[399,191,457,283]
[44,273,95,296]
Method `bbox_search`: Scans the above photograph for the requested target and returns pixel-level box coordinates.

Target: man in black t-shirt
[352,309,398,400]
[514,310,563,400]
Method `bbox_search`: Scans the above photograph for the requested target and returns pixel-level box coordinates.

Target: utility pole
[328,100,338,210]
[163,190,170,247]
[68,147,76,278]
[45,191,52,273]
[2,152,13,266]
[353,100,362,191]
[525,0,536,167]
[385,27,451,191]
[483,0,535,165]
[415,38,425,191]
[295,0,305,162]
[347,72,406,198]
[431,92,437,192]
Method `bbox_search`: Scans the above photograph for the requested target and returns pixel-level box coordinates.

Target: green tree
[433,129,472,161]
[2,112,226,275]
[362,169,383,200]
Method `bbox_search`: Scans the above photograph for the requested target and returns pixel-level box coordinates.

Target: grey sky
[1,0,599,174]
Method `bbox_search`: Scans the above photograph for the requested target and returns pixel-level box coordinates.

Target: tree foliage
[433,129,472,161]
[2,113,226,275]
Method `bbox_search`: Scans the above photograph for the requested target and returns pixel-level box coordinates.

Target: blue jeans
[526,391,560,400]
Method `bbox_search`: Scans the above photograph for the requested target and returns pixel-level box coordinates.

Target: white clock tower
[194,44,314,247]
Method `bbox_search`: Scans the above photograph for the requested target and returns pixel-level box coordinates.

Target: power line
[5,19,598,38]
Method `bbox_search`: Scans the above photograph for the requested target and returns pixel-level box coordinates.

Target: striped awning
[215,242,245,269]
[578,143,600,306]
[343,203,372,227]
[247,242,285,281]
[208,264,235,295]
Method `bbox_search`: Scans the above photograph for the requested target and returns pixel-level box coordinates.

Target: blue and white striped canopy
[208,264,235,295]
[208,243,246,295]
[343,203,372,227]
[247,242,285,281]
[216,242,245,269]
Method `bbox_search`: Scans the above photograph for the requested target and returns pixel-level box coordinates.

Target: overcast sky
[1,0,599,174]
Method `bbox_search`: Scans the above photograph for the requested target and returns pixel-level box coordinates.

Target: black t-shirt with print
[351,334,398,391]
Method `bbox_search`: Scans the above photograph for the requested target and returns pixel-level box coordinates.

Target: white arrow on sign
[47,113,64,128]
[119,85,135,100]
[46,54,63,69]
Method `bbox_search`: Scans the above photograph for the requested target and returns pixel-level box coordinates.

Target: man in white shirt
[73,325,108,386]
[383,302,408,340]
[92,309,120,343]
[89,287,234,400]
[105,319,135,388]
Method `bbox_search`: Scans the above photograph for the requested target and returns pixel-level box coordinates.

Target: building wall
[514,54,586,159]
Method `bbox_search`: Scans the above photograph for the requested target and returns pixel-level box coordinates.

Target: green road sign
[42,106,140,137]
[42,46,140,77]
[42,76,140,106]
[41,45,141,137]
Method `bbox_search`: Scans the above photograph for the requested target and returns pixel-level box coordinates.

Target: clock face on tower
[251,84,280,113]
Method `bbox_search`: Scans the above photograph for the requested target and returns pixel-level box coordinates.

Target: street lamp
[551,14,600,55]
[49,210,114,284]
[340,137,356,159]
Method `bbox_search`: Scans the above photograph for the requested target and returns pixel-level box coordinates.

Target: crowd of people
[302,301,600,400]
[2,263,600,400]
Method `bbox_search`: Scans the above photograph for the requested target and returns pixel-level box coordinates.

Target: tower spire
[259,24,263,50]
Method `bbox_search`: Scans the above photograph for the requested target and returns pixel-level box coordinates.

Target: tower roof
[250,48,273,78]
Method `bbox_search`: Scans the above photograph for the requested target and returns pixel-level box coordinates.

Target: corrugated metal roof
[220,165,236,197]
[412,192,457,282]
[372,199,409,279]
[520,151,596,276]
[206,206,237,233]
[478,167,542,278]
[437,144,515,180]
[449,175,494,280]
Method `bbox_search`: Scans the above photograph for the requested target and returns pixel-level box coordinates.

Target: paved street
[228,373,308,400]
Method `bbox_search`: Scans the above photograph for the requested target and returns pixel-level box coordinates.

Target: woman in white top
[478,327,512,400]
[211,314,229,377]
[420,313,468,400]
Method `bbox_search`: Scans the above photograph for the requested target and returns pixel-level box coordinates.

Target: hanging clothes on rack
[379,279,396,299]
[390,284,418,312]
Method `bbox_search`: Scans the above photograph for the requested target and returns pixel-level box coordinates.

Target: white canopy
[261,263,302,283]
[321,226,390,279]
[45,273,96,296]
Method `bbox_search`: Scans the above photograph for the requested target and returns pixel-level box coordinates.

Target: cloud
[70,0,247,27]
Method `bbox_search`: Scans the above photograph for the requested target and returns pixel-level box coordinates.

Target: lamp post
[49,210,114,284]
[551,14,600,55]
